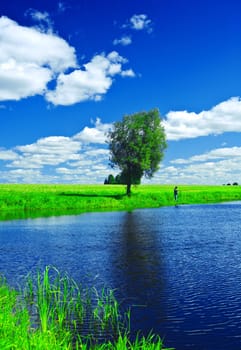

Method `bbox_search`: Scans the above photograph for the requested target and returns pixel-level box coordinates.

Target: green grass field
[0,184,241,220]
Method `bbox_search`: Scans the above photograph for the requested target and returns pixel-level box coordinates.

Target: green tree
[108,109,167,196]
[119,169,141,185]
[104,174,116,184]
[108,174,115,184]
[115,174,121,184]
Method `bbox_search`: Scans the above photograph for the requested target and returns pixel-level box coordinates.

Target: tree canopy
[107,109,167,195]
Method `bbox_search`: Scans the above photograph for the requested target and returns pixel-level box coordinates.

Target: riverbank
[0,266,172,350]
[0,184,241,220]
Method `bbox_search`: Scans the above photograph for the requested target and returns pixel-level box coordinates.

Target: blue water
[0,202,241,349]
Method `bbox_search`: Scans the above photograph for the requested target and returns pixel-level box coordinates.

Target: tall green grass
[0,267,173,349]
[0,184,241,221]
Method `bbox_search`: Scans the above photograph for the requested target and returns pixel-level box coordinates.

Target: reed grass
[0,267,173,350]
[0,184,241,221]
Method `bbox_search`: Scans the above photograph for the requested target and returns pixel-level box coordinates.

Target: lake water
[1,202,241,349]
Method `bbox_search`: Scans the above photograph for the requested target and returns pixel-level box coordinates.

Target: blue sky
[0,0,241,184]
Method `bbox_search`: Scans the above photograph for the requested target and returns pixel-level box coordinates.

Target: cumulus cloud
[16,136,81,155]
[120,69,135,77]
[0,16,77,72]
[0,16,76,101]
[9,136,81,168]
[46,51,133,105]
[148,146,241,185]
[0,119,114,183]
[1,92,241,184]
[172,158,241,184]
[147,161,241,185]
[113,35,132,46]
[0,168,57,183]
[171,147,241,165]
[0,16,135,105]
[1,124,241,184]
[164,97,241,140]
[54,142,112,183]
[127,14,153,32]
[0,149,18,160]
[0,59,52,100]
[74,118,112,144]
[8,169,42,179]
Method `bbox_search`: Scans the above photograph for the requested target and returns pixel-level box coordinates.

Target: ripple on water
[0,203,241,350]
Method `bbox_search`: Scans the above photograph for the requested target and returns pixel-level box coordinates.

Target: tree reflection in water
[110,210,168,336]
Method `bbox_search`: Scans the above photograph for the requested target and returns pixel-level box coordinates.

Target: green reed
[0,267,173,349]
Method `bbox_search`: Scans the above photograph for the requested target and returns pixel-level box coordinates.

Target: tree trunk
[126,166,132,196]
[126,182,131,196]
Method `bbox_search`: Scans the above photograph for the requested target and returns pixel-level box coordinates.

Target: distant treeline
[104,173,140,185]
[224,182,239,186]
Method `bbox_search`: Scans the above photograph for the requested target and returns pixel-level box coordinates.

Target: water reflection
[1,203,241,350]
[112,211,167,334]
[0,208,88,222]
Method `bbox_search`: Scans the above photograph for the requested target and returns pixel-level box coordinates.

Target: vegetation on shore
[0,184,241,221]
[0,266,172,350]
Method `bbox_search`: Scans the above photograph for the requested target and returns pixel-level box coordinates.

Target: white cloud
[9,136,81,168]
[54,138,112,183]
[121,69,136,77]
[0,59,52,100]
[1,129,241,185]
[148,160,241,185]
[8,156,45,169]
[25,9,53,32]
[1,103,241,185]
[46,51,133,105]
[164,97,241,140]
[0,16,134,105]
[0,16,77,72]
[0,119,114,183]
[9,168,42,177]
[149,146,241,185]
[113,35,132,46]
[74,118,112,144]
[87,149,109,156]
[128,14,153,32]
[67,159,93,168]
[4,168,58,183]
[0,149,18,160]
[176,158,241,185]
[0,16,76,101]
[27,9,48,21]
[16,136,81,155]
[171,147,241,164]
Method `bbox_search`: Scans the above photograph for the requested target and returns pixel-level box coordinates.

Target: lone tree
[107,109,167,196]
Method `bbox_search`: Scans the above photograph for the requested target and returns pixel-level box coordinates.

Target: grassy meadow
[0,183,241,220]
